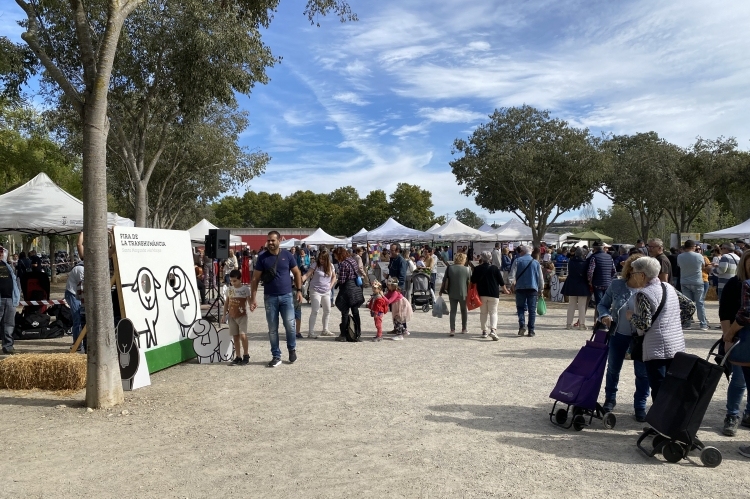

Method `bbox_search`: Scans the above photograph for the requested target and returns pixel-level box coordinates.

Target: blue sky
[3,1,750,227]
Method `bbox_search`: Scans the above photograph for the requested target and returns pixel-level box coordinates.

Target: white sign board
[114,227,200,373]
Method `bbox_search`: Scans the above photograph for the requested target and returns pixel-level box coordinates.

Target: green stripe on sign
[144,339,196,373]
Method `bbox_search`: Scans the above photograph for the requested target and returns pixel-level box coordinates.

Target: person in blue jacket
[597,253,650,421]
[561,247,590,329]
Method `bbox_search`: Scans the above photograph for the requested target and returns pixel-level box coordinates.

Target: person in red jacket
[368,281,389,342]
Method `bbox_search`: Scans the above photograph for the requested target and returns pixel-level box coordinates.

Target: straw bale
[0,354,87,391]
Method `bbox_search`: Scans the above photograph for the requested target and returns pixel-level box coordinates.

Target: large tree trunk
[134,180,149,227]
[82,62,124,410]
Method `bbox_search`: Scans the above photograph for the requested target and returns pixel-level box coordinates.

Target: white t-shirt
[66,263,84,296]
[309,263,335,294]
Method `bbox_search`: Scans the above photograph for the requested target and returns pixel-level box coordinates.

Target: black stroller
[549,325,617,431]
[636,340,737,467]
[410,272,433,312]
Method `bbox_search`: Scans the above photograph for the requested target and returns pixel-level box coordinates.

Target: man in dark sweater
[587,241,616,316]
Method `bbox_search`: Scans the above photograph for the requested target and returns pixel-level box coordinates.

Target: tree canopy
[450,105,605,245]
[454,208,485,229]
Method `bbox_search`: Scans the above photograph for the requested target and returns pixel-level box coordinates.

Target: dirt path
[1,293,747,498]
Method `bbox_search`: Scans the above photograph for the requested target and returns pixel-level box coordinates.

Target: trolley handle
[708,338,741,367]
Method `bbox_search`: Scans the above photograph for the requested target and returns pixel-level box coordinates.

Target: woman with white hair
[471,251,509,340]
[627,256,695,400]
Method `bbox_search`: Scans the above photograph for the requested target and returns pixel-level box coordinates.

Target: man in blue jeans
[0,245,20,355]
[676,239,708,330]
[508,245,543,337]
[250,231,303,367]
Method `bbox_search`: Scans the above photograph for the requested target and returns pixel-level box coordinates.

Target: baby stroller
[549,325,617,431]
[410,272,433,312]
[636,340,737,467]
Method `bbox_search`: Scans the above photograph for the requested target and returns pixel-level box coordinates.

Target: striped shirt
[718,253,740,291]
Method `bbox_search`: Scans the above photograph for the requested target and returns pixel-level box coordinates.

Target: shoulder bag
[630,283,667,362]
[260,253,280,285]
[510,260,532,294]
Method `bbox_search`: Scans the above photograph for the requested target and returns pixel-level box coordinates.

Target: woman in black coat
[470,251,508,340]
[561,247,590,330]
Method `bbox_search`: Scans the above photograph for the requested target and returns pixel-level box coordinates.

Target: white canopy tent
[187,218,243,246]
[300,228,347,246]
[426,223,441,233]
[430,218,498,241]
[477,223,493,232]
[489,218,558,244]
[351,218,432,243]
[704,218,750,239]
[279,238,301,248]
[0,172,133,235]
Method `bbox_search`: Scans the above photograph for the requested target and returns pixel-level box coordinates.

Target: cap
[592,241,602,247]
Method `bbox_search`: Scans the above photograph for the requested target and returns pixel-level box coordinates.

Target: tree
[13,0,355,408]
[324,186,361,235]
[586,206,640,244]
[662,137,737,242]
[454,208,484,228]
[600,132,680,241]
[451,106,605,245]
[107,103,268,228]
[389,183,435,230]
[359,189,390,230]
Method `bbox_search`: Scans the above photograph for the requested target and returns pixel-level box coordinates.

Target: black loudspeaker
[206,229,229,260]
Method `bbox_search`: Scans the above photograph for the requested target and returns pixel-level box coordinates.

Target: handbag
[630,283,667,362]
[537,296,547,316]
[467,283,482,311]
[355,275,363,286]
[260,253,280,285]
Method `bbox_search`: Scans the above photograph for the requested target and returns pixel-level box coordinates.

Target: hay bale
[0,354,87,391]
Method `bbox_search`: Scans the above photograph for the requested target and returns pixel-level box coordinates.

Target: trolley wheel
[700,446,722,468]
[412,305,417,312]
[572,406,583,416]
[662,442,685,463]
[554,408,568,425]
[602,411,617,430]
[422,304,430,312]
[572,415,586,431]
[652,435,667,452]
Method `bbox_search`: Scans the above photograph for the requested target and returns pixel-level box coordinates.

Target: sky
[3,0,750,227]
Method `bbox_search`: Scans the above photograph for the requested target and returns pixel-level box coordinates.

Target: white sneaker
[565,325,574,330]
[578,324,587,330]
[489,331,499,341]
[392,334,404,341]
[320,330,334,337]
[307,332,318,339]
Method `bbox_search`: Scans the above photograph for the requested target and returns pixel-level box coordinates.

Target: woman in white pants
[561,247,590,329]
[301,250,337,338]
[470,251,509,340]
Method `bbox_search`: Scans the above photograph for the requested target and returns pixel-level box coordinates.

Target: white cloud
[417,107,487,123]
[466,41,491,51]
[332,92,370,106]
[392,122,430,138]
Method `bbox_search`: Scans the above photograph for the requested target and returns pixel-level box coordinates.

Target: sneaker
[461,330,467,334]
[241,354,249,366]
[565,325,574,330]
[372,335,382,342]
[699,326,709,331]
[320,330,334,337]
[481,331,488,338]
[392,334,404,341]
[230,356,242,366]
[267,357,281,368]
[724,415,741,436]
[742,413,750,428]
[602,400,616,413]
[449,330,455,337]
[403,330,410,336]
[307,332,318,339]
[528,330,535,337]
[2,347,15,355]
[288,350,297,364]
[578,324,587,331]
[489,331,499,341]
[295,333,303,339]
[634,412,647,422]
[335,335,347,342]
[739,445,750,458]
[518,327,526,336]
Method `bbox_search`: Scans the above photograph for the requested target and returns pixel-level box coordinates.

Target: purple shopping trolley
[549,326,617,431]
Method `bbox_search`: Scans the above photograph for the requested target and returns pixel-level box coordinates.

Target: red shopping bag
[467,283,482,311]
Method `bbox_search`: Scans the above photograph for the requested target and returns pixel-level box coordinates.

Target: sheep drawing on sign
[188,319,234,363]
[122,268,161,349]
[164,265,198,338]
[116,319,140,390]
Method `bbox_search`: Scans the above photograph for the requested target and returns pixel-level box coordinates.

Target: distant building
[229,228,317,251]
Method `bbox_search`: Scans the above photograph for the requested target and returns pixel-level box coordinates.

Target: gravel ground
[1,292,748,498]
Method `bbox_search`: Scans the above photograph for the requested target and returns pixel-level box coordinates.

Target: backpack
[340,314,359,342]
